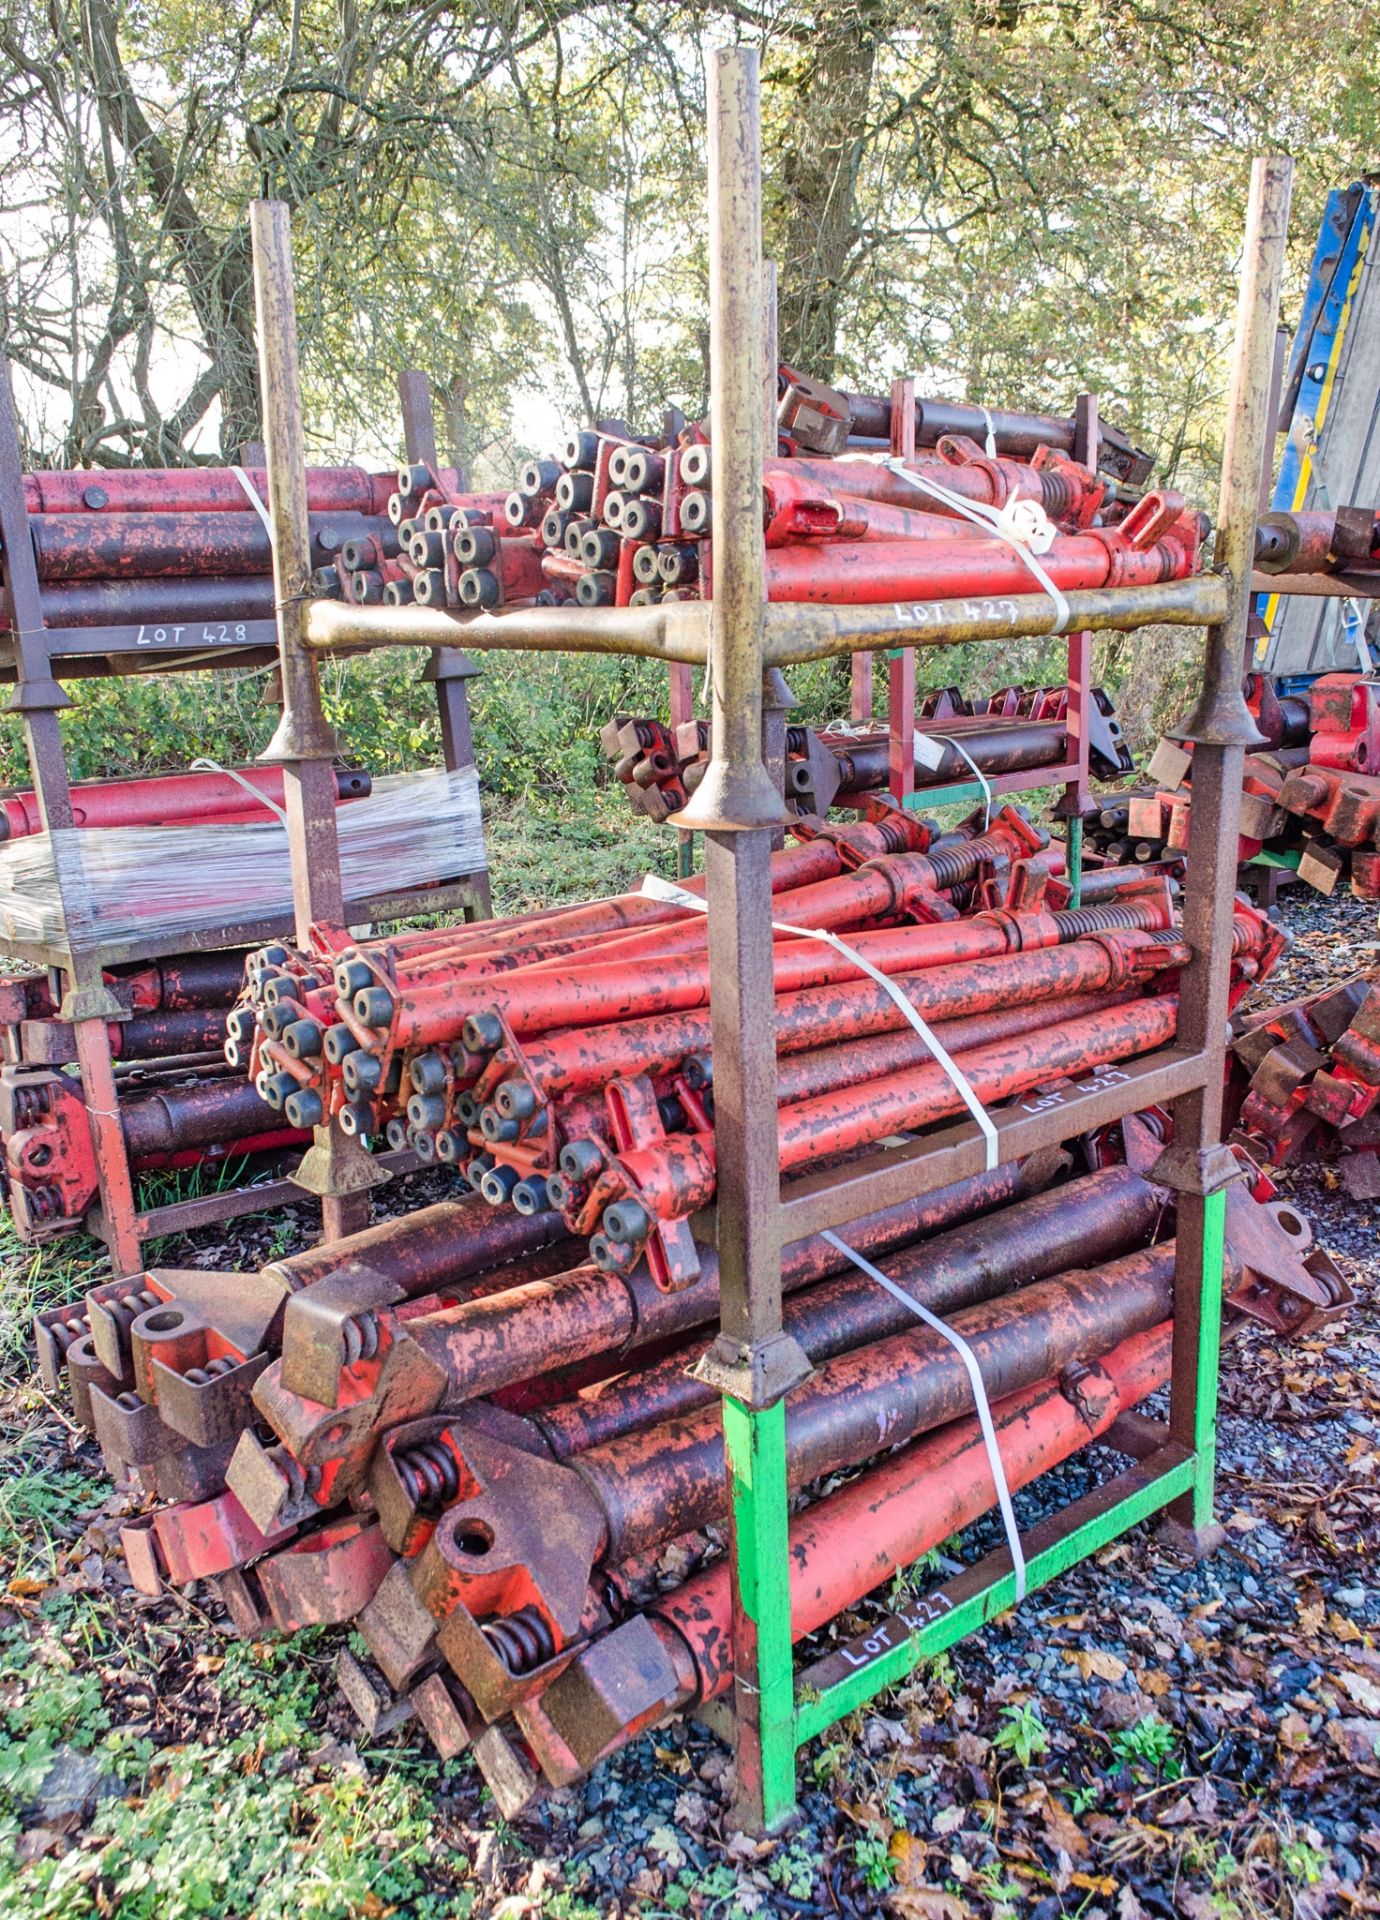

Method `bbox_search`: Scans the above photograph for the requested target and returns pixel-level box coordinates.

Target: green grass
[0,1607,479,1920]
[0,1215,106,1378]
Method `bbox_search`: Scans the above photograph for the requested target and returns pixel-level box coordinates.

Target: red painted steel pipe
[496,928,1169,1101]
[28,511,393,583]
[379,904,1169,1050]
[762,471,995,546]
[611,994,1183,1224]
[21,466,458,519]
[770,983,1146,1105]
[413,1156,1078,1408]
[536,1163,1163,1456]
[771,452,1099,525]
[521,823,1043,974]
[1255,509,1380,575]
[762,530,1195,606]
[397,842,846,987]
[460,535,546,605]
[0,765,370,840]
[646,1318,1173,1712]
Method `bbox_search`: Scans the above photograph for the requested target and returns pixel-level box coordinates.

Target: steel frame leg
[730,1177,1228,1829]
[1163,1182,1228,1549]
[1066,814,1084,907]
[74,1014,143,1275]
[724,1395,797,1832]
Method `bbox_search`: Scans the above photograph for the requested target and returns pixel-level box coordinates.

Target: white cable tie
[876,457,1072,634]
[1345,598,1374,673]
[819,1228,1027,1601]
[189,756,290,826]
[229,465,276,542]
[639,874,999,1170]
[979,407,998,459]
[920,733,993,828]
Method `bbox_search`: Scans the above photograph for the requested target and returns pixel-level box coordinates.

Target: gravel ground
[1,878,1376,1919]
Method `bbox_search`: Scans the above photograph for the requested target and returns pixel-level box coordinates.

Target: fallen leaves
[1327,1719,1380,1770]
[1338,1669,1380,1716]
[888,1889,971,1920]
[1065,1648,1127,1684]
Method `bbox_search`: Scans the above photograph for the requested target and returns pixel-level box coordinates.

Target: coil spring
[11,1085,49,1127]
[872,814,915,856]
[395,1439,460,1509]
[1037,468,1075,520]
[183,1356,238,1386]
[481,1605,557,1675]
[50,1312,89,1359]
[108,1288,161,1333]
[340,1312,380,1366]
[1052,904,1150,936]
[593,1568,627,1624]
[27,1185,62,1222]
[278,1453,321,1503]
[924,838,989,888]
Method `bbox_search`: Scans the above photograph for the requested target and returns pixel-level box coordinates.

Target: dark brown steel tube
[118,1077,289,1157]
[575,1244,1175,1562]
[841,392,1076,455]
[384,1160,1049,1408]
[264,1195,573,1300]
[32,577,278,630]
[537,1163,1164,1453]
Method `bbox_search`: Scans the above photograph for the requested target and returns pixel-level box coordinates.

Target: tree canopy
[1,0,1376,485]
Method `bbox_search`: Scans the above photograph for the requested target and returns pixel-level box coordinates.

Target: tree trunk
[771,7,880,382]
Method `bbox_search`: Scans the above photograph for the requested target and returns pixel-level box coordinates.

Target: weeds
[992,1701,1050,1768]
[1111,1716,1182,1779]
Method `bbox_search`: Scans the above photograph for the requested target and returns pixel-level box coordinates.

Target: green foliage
[0,1610,474,1920]
[852,1832,895,1890]
[975,1859,1025,1918]
[992,1701,1050,1768]
[768,1833,822,1900]
[1110,1715,1181,1778]
[1280,1836,1329,1886]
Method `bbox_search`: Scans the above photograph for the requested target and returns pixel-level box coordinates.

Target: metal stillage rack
[247,50,1291,1835]
[0,352,490,1270]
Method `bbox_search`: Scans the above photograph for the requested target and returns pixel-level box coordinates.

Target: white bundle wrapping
[0,767,487,947]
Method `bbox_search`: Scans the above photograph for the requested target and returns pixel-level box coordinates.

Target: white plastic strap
[877,456,1072,634]
[188,756,290,826]
[230,466,275,541]
[916,732,993,828]
[1344,598,1374,673]
[639,873,999,1170]
[819,1227,1027,1600]
[979,407,998,459]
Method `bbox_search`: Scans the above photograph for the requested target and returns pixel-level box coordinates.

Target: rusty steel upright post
[251,199,384,1237]
[250,199,346,940]
[0,357,140,1271]
[670,45,809,1836]
[399,369,492,919]
[1159,155,1293,1553]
